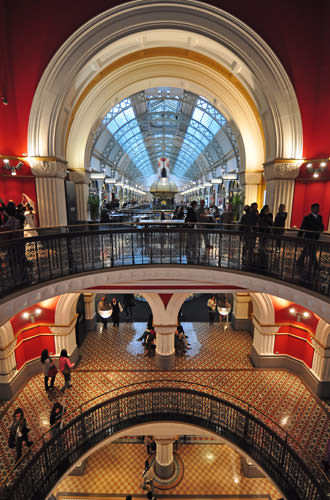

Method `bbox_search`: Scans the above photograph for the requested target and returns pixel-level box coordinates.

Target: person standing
[8,408,33,462]
[97,296,111,331]
[184,201,198,263]
[41,349,57,392]
[239,202,260,264]
[59,349,75,392]
[141,459,154,493]
[297,203,324,269]
[274,204,287,250]
[197,199,212,249]
[111,297,123,327]
[123,294,135,320]
[207,296,217,325]
[50,401,65,437]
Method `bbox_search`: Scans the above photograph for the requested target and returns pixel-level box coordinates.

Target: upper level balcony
[0,223,329,301]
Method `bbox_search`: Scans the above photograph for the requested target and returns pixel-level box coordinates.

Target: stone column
[70,170,90,222]
[311,340,330,397]
[239,171,263,207]
[232,293,251,331]
[154,437,175,479]
[263,159,301,226]
[154,325,175,370]
[30,159,68,227]
[83,293,96,332]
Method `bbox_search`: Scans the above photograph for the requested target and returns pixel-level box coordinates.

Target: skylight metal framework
[91,88,240,188]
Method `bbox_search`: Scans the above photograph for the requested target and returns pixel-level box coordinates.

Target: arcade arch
[27,1,303,223]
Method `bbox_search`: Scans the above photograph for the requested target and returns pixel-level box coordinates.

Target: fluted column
[252,317,277,355]
[239,171,263,206]
[50,315,78,357]
[263,159,301,226]
[154,325,175,370]
[311,340,330,381]
[0,322,17,387]
[70,170,90,222]
[30,159,68,227]
[232,293,251,330]
[154,437,175,479]
[83,293,96,331]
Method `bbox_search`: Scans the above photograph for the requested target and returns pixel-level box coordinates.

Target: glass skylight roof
[95,88,238,187]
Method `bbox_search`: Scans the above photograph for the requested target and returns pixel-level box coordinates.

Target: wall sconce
[22,308,42,322]
[289,307,310,322]
[3,159,24,175]
[306,160,328,178]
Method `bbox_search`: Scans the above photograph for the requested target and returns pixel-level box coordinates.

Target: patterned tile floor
[55,442,281,499]
[0,322,329,493]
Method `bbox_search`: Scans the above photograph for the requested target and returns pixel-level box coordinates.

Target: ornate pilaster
[154,325,176,370]
[83,293,96,331]
[232,293,251,331]
[239,171,263,206]
[50,315,78,358]
[0,322,17,385]
[69,170,90,222]
[251,317,277,355]
[30,159,68,227]
[154,437,175,479]
[263,159,302,226]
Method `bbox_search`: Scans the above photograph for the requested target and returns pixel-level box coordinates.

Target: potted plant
[232,193,244,222]
[88,194,100,222]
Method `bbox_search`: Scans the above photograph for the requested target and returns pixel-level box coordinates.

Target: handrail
[0,226,329,299]
[0,380,329,500]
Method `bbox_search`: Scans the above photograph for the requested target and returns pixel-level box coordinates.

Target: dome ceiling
[91,87,240,191]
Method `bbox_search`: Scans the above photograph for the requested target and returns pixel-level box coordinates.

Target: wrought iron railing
[0,380,329,500]
[0,224,329,298]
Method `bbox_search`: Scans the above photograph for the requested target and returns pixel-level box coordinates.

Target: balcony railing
[0,224,329,298]
[0,380,329,500]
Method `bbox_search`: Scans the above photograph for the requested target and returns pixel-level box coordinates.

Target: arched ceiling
[91,87,240,190]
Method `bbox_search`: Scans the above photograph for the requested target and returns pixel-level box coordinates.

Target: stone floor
[0,321,329,496]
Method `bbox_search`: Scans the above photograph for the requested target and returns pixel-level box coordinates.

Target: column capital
[154,437,176,445]
[263,159,302,181]
[154,325,177,335]
[69,169,90,184]
[239,171,263,185]
[30,158,67,179]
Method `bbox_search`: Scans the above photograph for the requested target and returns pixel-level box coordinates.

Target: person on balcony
[274,204,287,251]
[239,202,260,265]
[111,297,123,327]
[50,401,65,437]
[296,203,324,269]
[184,201,198,263]
[197,199,213,249]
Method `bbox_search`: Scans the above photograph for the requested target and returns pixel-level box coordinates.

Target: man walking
[297,203,324,269]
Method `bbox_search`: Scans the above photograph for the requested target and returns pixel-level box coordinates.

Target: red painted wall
[0,0,330,160]
[291,181,330,229]
[11,297,60,369]
[270,296,318,368]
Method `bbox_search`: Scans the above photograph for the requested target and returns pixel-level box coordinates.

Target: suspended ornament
[217,294,231,316]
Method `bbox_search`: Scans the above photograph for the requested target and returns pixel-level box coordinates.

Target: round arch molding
[28,0,302,172]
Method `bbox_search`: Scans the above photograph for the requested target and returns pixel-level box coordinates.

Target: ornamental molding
[30,159,67,179]
[69,170,90,184]
[239,171,263,185]
[263,160,302,181]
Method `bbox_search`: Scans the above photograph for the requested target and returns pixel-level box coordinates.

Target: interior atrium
[0,1,329,500]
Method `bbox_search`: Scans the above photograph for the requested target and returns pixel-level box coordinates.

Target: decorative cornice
[239,171,263,185]
[263,159,302,181]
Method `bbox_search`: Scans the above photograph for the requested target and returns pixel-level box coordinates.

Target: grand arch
[28,0,302,185]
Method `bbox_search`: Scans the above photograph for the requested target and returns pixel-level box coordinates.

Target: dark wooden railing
[0,381,329,500]
[0,224,329,298]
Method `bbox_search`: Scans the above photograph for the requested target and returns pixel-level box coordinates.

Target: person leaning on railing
[239,203,260,264]
[296,203,324,270]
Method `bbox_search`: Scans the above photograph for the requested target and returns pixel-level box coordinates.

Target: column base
[86,317,96,332]
[155,351,175,370]
[155,460,175,479]
[231,316,253,334]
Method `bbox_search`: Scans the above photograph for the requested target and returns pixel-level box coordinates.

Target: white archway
[28,0,302,173]
[1,266,328,326]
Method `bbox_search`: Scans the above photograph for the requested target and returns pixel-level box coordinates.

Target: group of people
[0,194,37,235]
[137,322,156,357]
[8,348,74,462]
[97,296,124,330]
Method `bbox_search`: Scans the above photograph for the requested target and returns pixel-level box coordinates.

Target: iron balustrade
[0,380,328,500]
[0,224,329,298]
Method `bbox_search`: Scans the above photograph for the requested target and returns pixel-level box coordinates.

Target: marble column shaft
[155,438,175,479]
[154,325,176,370]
